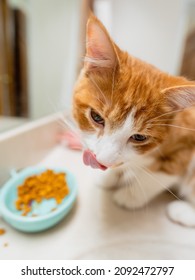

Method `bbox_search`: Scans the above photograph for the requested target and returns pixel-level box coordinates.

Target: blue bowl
[0,167,77,232]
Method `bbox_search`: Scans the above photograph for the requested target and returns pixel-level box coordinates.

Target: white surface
[0,113,61,186]
[0,117,27,133]
[0,145,195,259]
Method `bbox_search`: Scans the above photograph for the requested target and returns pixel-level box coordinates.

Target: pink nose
[83,150,107,170]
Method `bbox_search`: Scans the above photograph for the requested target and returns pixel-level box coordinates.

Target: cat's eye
[130,134,147,143]
[90,109,105,126]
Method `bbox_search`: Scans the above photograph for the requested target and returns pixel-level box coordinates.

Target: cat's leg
[166,201,195,227]
[167,170,195,227]
[113,168,178,209]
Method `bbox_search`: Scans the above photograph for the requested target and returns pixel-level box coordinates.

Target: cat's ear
[84,14,119,70]
[163,85,195,109]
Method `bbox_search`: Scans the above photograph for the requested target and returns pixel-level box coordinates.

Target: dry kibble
[0,229,6,235]
[15,170,69,216]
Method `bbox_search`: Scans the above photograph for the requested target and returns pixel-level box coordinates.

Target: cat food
[15,169,69,216]
[0,228,6,235]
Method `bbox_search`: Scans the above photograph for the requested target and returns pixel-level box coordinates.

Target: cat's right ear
[84,14,119,71]
[162,85,195,110]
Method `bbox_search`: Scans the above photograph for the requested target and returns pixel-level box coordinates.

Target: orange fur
[73,14,195,176]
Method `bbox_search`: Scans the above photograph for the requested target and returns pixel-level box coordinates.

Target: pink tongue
[83,150,107,170]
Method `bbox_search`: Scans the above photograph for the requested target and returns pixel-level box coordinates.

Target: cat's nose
[83,149,108,170]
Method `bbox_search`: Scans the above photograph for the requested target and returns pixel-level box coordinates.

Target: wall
[106,0,190,75]
[10,0,195,120]
[26,0,81,119]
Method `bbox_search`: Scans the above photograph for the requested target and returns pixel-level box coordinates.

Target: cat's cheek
[120,147,141,164]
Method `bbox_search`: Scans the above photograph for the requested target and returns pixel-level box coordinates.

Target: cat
[72,14,195,227]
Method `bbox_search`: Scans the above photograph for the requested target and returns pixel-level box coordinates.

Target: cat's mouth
[83,150,108,171]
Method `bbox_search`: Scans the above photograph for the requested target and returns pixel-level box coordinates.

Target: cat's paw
[113,187,146,209]
[166,201,195,227]
[93,169,120,190]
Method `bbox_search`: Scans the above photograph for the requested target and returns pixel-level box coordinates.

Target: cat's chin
[111,162,124,169]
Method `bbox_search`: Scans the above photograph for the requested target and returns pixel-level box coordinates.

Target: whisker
[131,171,149,215]
[61,114,78,132]
[47,78,89,149]
[146,109,184,123]
[88,74,109,107]
[149,116,191,124]
[149,118,176,123]
[122,170,137,214]
[121,166,148,214]
[88,86,105,106]
[136,165,181,201]
[110,63,117,107]
[46,96,61,114]
[152,124,195,132]
[62,114,88,148]
[56,119,68,130]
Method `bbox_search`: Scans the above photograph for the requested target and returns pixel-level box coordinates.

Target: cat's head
[73,14,195,170]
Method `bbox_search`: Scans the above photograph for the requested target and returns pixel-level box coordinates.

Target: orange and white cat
[72,15,195,227]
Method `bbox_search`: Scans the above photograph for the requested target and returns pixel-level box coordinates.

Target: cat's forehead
[105,69,166,119]
[105,105,145,134]
[106,101,134,127]
[103,89,163,133]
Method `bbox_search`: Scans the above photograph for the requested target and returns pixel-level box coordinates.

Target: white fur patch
[82,111,137,167]
[167,201,195,227]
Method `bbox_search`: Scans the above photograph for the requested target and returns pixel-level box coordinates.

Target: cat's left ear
[84,14,119,71]
[162,85,195,109]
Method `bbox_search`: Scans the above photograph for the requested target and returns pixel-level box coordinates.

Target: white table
[0,117,27,133]
[0,145,195,260]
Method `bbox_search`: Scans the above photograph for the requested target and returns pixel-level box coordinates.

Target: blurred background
[0,0,195,133]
